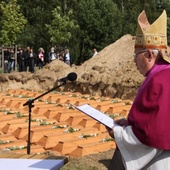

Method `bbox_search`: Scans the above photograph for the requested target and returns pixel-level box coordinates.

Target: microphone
[57,72,77,82]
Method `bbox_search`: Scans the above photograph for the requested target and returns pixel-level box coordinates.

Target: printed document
[72,104,115,129]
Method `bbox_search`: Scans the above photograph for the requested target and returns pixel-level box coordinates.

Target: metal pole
[23,82,66,154]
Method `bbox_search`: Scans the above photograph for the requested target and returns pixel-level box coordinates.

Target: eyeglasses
[133,50,147,58]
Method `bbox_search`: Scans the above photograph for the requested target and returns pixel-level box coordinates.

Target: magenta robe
[127,60,170,150]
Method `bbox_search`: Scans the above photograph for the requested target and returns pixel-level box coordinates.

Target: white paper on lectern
[72,104,115,129]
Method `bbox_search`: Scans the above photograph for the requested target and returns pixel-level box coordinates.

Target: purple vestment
[127,60,170,149]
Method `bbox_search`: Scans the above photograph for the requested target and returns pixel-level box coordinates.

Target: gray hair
[152,49,159,56]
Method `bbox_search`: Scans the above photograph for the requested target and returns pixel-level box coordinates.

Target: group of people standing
[17,46,36,73]
[3,46,39,73]
[2,46,72,73]
[3,48,15,73]
[48,47,72,66]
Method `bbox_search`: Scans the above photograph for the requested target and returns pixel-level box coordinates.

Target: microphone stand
[23,81,66,154]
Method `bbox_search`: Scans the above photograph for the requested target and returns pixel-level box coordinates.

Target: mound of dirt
[0,34,144,99]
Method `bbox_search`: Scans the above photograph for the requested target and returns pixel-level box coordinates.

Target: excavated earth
[0,34,144,100]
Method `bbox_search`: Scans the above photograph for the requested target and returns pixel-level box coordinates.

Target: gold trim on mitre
[135,10,170,63]
[135,10,167,50]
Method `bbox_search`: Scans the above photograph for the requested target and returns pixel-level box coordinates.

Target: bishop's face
[134,49,155,76]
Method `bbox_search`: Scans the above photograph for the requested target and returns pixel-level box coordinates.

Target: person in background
[59,53,64,61]
[29,48,35,73]
[3,48,10,73]
[92,48,98,57]
[38,47,45,69]
[24,46,31,71]
[17,48,25,72]
[56,50,60,60]
[106,10,170,170]
[48,47,57,62]
[64,49,72,66]
[8,48,15,73]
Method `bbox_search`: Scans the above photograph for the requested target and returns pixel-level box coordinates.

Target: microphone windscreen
[67,72,77,82]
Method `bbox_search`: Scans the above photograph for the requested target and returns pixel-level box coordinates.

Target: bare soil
[0,34,144,100]
[61,149,115,170]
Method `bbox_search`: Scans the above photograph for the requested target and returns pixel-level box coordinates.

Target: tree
[0,0,27,45]
[73,0,122,62]
[113,0,159,35]
[167,17,170,46]
[45,6,79,47]
[17,0,61,55]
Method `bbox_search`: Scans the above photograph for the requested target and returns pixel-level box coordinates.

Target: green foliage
[74,0,122,62]
[0,0,27,45]
[16,24,37,47]
[17,0,60,54]
[168,18,170,46]
[1,0,170,64]
[46,6,79,46]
